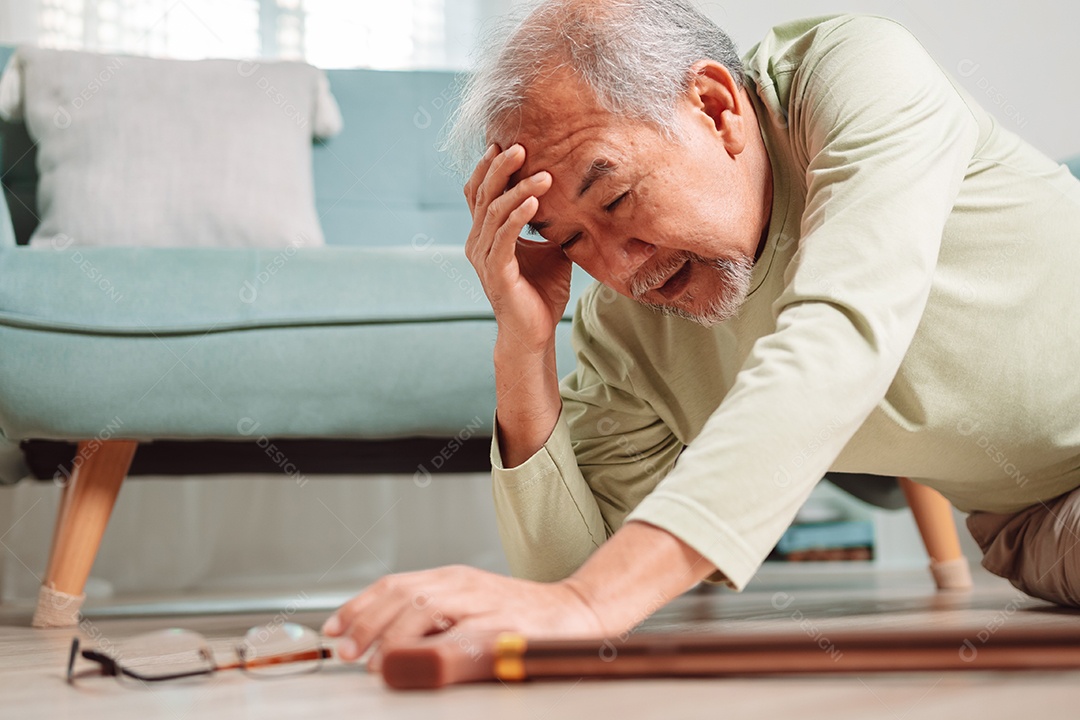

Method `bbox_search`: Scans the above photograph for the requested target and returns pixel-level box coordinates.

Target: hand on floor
[321,564,606,672]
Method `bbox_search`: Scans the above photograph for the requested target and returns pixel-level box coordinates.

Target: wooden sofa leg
[31,439,137,628]
[899,477,972,591]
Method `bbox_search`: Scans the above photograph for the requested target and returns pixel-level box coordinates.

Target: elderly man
[323,0,1080,665]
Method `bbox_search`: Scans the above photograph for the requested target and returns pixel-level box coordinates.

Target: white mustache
[628,251,756,327]
[629,251,711,300]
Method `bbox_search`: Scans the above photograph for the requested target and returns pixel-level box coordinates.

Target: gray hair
[444,0,744,174]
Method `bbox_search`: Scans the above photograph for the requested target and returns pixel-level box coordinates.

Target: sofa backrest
[0,46,472,248]
[317,68,472,248]
[1068,156,1080,181]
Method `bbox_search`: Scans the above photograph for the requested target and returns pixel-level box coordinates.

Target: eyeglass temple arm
[218,646,332,672]
[68,637,123,683]
[68,637,219,684]
[67,637,332,682]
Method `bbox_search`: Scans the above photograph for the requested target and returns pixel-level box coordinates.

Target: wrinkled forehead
[509,125,623,191]
[500,121,647,201]
[485,70,624,185]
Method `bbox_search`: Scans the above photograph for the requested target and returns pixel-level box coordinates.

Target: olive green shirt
[490,15,1080,589]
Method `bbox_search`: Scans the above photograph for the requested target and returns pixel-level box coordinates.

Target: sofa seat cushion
[0,245,585,442]
[0,245,502,333]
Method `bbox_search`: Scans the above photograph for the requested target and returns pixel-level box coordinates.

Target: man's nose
[599,236,656,289]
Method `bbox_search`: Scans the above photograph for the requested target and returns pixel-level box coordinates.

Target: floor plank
[2,567,1078,719]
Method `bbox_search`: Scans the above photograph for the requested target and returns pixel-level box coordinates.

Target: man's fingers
[366,608,457,673]
[465,144,527,263]
[464,143,499,214]
[327,569,470,662]
[474,144,526,218]
[334,590,413,662]
[322,601,371,641]
[476,171,550,263]
[489,196,539,269]
[322,573,401,638]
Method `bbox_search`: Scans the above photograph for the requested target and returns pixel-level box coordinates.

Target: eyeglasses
[67,622,332,685]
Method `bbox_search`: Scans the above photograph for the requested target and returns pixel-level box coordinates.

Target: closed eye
[560,232,582,250]
[605,191,629,212]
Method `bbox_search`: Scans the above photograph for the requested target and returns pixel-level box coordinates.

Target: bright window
[33,0,486,68]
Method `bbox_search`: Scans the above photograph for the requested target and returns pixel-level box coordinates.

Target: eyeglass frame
[67,625,333,685]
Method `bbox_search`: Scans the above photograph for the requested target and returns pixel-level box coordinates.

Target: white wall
[696,0,1079,161]
[0,0,37,45]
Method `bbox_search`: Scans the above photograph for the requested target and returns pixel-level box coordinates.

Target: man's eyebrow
[577,158,617,198]
[524,159,615,238]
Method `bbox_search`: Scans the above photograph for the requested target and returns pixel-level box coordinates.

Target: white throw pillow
[0,47,342,248]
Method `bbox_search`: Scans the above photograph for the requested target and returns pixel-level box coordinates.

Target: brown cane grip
[381,637,498,690]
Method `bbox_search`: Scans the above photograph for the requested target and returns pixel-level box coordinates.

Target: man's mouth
[630,251,755,327]
[655,261,692,300]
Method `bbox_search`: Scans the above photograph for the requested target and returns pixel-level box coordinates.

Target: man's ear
[686,59,747,156]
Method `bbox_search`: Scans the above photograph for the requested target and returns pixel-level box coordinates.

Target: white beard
[630,251,754,326]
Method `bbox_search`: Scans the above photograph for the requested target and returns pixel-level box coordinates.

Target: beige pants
[967,488,1080,607]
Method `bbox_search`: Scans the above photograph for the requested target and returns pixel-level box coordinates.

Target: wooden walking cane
[381,625,1080,690]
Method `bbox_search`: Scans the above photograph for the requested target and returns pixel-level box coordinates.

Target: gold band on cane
[493,633,528,681]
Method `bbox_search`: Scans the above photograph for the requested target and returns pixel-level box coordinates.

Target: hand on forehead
[493,69,624,189]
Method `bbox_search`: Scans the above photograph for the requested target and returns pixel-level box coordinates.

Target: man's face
[500,67,771,326]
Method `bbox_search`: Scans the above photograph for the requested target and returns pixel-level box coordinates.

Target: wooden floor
[2,566,1079,719]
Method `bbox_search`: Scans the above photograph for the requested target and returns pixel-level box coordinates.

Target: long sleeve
[624,16,981,590]
[491,294,685,582]
[490,405,607,583]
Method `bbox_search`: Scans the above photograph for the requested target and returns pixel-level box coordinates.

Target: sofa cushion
[0,245,507,333]
[0,47,341,249]
[0,314,530,442]
[0,244,590,442]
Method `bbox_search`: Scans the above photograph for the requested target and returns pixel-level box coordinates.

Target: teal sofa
[0,48,589,476]
[0,46,590,625]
